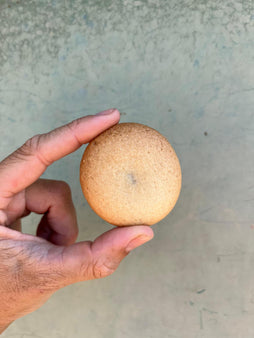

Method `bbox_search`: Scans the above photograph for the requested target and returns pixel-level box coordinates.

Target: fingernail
[95,108,118,116]
[125,234,153,253]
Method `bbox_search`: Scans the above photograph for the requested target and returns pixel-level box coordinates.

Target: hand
[0,109,154,333]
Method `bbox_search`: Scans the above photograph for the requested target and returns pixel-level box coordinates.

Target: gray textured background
[0,0,254,337]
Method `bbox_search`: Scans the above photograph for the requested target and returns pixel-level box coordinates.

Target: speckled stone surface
[0,0,254,337]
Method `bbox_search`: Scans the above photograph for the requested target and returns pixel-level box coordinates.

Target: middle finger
[25,179,78,246]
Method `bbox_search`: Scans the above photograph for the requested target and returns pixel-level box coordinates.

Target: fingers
[57,225,154,286]
[0,109,120,198]
[25,179,78,246]
[7,219,22,232]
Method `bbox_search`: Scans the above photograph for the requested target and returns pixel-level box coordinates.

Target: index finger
[0,109,120,197]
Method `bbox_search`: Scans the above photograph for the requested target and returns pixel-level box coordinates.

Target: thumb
[58,226,154,285]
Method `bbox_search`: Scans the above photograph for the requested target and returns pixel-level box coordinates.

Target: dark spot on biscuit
[127,173,137,185]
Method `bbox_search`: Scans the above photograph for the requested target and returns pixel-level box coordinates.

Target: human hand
[0,109,154,333]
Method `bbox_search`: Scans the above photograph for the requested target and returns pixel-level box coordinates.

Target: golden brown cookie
[80,123,181,226]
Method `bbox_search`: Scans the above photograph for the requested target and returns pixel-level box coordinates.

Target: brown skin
[0,109,154,333]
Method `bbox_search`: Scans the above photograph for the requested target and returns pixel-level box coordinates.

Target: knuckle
[66,120,83,147]
[54,180,72,196]
[91,258,116,279]
[27,134,53,166]
[12,135,40,160]
[23,135,41,156]
[76,243,92,279]
[17,134,51,166]
[68,118,79,130]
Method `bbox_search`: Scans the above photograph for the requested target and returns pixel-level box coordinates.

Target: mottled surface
[80,123,181,226]
[0,0,254,337]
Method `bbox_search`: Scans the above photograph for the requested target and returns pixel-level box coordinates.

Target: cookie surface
[80,123,182,226]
